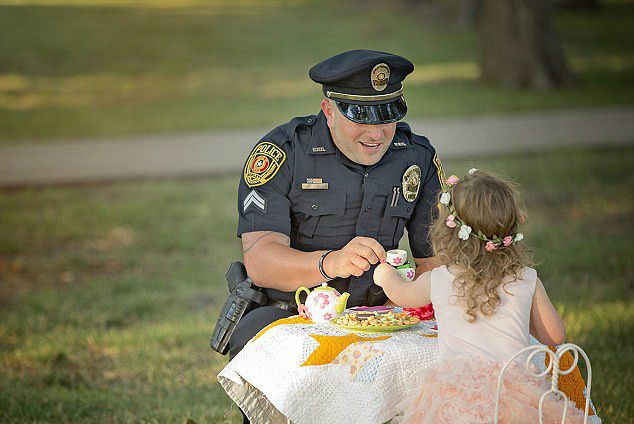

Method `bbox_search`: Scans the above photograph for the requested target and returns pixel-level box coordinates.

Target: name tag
[302,178,328,190]
[302,183,329,190]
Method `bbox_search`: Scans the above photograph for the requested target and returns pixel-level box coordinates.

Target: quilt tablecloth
[217,315,600,424]
[218,316,440,424]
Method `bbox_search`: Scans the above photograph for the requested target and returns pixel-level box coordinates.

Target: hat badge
[371,63,390,92]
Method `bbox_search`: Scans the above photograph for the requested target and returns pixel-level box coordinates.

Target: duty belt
[267,299,298,314]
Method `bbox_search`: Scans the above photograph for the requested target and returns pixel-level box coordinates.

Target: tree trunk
[477,0,575,89]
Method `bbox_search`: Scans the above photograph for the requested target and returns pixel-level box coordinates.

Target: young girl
[374,169,585,424]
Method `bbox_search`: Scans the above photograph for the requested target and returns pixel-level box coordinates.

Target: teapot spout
[335,292,350,314]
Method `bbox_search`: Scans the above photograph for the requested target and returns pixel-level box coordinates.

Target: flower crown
[440,168,524,251]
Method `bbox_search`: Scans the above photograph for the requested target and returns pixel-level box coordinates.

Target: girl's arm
[373,263,431,308]
[529,277,566,346]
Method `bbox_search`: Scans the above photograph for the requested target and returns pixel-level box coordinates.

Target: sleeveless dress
[393,266,585,424]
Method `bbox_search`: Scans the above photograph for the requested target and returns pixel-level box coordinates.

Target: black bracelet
[319,250,335,281]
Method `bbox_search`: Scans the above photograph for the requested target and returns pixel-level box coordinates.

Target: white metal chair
[494,343,594,424]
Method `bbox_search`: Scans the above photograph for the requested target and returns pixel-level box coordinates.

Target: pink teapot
[295,283,350,323]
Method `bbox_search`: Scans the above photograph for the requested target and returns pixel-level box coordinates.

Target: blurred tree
[477,0,575,89]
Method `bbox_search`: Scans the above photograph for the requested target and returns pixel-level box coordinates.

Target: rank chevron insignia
[243,189,266,213]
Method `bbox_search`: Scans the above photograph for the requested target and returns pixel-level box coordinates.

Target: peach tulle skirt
[392,358,586,424]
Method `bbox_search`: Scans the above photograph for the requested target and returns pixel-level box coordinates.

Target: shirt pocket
[378,201,413,248]
[295,189,347,239]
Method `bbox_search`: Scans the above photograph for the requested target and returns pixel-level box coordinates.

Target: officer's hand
[373,262,399,287]
[326,237,386,278]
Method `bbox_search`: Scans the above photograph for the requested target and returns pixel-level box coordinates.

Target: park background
[0,0,632,422]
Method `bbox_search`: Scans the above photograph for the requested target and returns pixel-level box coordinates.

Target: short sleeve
[407,149,444,258]
[237,140,293,237]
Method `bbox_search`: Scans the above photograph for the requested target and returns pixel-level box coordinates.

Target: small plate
[331,321,420,333]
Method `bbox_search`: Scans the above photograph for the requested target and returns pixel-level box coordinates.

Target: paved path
[1,107,633,186]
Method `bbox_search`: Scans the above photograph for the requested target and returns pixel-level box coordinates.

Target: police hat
[309,49,414,125]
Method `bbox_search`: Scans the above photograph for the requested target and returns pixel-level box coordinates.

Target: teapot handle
[295,286,311,307]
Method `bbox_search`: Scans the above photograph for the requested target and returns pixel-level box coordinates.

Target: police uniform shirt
[237,111,444,307]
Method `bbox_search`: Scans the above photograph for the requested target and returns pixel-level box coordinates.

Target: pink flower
[446,175,460,185]
[503,236,513,246]
[445,214,457,228]
[314,292,330,309]
[406,269,415,280]
[323,312,332,321]
[392,257,403,266]
[485,241,497,252]
[298,304,307,317]
[298,304,312,320]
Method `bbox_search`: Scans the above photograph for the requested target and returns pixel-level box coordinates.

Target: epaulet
[258,115,318,147]
[396,122,435,155]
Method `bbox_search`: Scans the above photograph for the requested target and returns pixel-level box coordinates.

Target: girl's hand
[373,263,399,287]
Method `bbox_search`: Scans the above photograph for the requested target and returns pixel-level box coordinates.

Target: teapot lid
[314,282,336,292]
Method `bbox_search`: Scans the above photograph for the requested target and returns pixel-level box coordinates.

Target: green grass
[0,0,633,142]
[0,145,632,422]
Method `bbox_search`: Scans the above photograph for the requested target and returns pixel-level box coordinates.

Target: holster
[210,261,267,355]
[365,283,388,306]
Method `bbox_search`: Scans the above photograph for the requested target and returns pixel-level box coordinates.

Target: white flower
[468,168,478,175]
[458,225,472,240]
[440,192,451,205]
[514,233,524,242]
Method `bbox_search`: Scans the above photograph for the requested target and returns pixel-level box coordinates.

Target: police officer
[229,49,444,420]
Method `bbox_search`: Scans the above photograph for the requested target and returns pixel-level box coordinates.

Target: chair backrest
[493,343,592,424]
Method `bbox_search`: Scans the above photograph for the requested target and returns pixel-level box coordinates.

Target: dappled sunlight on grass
[0,72,177,110]
[2,53,633,111]
[565,301,633,339]
[572,53,634,72]
[409,62,479,84]
[0,0,311,12]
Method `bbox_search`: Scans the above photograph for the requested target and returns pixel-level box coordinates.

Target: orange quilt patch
[545,346,594,415]
[252,316,312,342]
[302,334,391,366]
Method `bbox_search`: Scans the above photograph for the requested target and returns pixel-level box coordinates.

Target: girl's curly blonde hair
[430,170,533,322]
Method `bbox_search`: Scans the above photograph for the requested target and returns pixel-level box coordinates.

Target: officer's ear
[321,99,336,129]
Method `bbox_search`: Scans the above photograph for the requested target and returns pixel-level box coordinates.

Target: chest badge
[244,141,286,188]
[402,165,421,202]
[301,178,329,190]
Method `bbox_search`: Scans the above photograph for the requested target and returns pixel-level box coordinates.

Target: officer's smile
[359,141,380,148]
[358,140,384,152]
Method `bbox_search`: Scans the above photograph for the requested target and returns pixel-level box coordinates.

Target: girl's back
[375,169,584,423]
[432,265,537,363]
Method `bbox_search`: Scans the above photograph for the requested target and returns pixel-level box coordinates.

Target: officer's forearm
[245,246,328,291]
[242,232,329,291]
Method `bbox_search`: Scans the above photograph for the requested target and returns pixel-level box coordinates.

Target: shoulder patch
[432,153,447,189]
[243,141,287,188]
